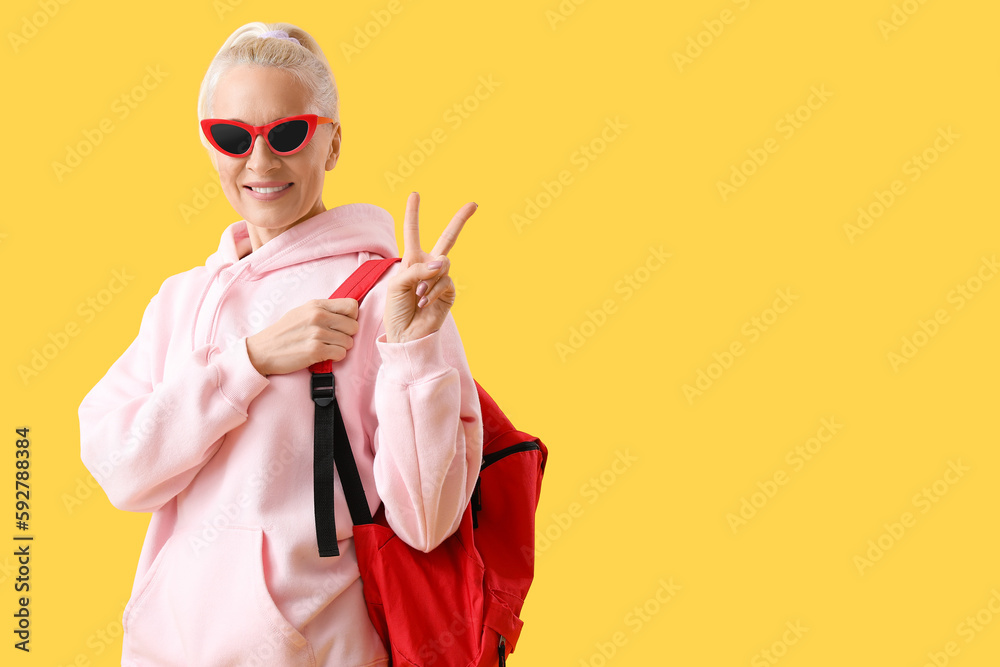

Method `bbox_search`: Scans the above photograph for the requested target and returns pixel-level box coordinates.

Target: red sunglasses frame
[200,114,335,157]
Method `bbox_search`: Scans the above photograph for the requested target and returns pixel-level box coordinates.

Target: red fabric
[352,381,547,666]
[308,257,401,374]
[354,504,485,666]
[316,260,548,666]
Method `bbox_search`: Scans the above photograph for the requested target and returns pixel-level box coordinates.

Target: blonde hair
[196,22,339,152]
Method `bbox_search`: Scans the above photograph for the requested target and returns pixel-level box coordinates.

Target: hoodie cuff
[375,329,452,385]
[210,337,271,415]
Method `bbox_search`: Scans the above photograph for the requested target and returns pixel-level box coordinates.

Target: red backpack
[307,257,548,666]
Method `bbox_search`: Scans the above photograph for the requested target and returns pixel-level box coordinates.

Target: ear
[325,123,341,171]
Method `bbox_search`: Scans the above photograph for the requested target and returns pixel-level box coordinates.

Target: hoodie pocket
[122,525,316,667]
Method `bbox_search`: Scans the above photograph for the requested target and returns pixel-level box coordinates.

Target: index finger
[430,202,478,258]
[402,192,422,258]
[314,297,358,320]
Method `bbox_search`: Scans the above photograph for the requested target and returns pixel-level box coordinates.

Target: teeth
[249,184,290,193]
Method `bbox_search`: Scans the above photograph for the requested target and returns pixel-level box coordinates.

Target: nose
[246,130,281,172]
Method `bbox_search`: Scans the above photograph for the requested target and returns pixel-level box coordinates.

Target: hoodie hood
[206,202,400,278]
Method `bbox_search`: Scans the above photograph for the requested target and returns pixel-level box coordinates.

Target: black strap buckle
[311,372,335,407]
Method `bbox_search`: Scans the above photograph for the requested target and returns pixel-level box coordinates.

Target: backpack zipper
[472,440,542,530]
[480,440,541,470]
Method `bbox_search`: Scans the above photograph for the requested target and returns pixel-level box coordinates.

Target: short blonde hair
[196,22,339,151]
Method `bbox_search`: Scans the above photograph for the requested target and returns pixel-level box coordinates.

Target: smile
[244,183,294,202]
[245,184,292,193]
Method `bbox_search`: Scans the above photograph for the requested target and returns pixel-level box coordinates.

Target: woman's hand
[246,298,360,376]
[383,192,477,344]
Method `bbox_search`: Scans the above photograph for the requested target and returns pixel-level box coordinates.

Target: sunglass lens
[268,120,309,153]
[210,124,253,155]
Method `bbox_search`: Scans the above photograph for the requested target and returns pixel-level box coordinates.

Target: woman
[78,22,484,666]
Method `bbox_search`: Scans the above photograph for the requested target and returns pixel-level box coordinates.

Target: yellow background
[3,0,999,664]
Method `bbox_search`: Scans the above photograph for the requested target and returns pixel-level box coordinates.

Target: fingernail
[416,281,428,296]
[427,261,442,270]
[418,296,428,308]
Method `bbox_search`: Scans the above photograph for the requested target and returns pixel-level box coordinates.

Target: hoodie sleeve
[368,312,484,553]
[78,291,271,513]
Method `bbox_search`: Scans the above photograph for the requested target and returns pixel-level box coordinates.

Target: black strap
[471,477,482,529]
[312,372,372,558]
[332,391,373,527]
[312,373,339,556]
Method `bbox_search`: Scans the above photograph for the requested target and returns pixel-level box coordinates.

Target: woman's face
[206,64,341,249]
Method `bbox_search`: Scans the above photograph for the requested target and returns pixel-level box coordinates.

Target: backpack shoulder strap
[309,256,400,557]
[308,257,401,375]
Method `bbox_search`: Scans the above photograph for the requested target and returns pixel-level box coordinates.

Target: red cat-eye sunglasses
[200,114,335,157]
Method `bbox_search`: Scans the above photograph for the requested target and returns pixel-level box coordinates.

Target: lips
[244,182,294,201]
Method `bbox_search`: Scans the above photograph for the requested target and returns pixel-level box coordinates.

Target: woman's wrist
[384,330,436,345]
[245,335,269,376]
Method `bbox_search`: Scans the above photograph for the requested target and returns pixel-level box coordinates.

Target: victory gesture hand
[382,192,477,344]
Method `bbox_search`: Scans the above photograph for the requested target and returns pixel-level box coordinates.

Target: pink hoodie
[78,203,484,666]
